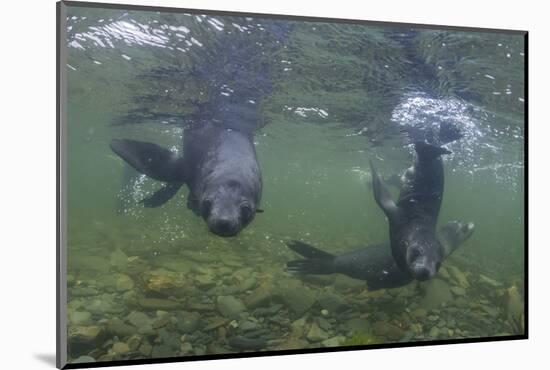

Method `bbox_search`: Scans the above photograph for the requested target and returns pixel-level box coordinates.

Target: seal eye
[240,203,253,223]
[201,198,213,217]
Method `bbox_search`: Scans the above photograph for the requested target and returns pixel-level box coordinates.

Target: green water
[63,5,525,364]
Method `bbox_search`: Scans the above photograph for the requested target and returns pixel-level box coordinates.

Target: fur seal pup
[370,123,462,280]
[110,122,262,237]
[286,220,474,290]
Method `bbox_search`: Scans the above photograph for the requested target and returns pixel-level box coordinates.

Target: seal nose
[412,265,433,281]
[210,218,239,237]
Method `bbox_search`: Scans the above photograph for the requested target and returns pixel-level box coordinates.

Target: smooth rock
[112,342,130,355]
[139,342,153,357]
[68,325,103,343]
[142,269,188,297]
[451,286,466,296]
[217,296,246,318]
[176,311,201,332]
[420,279,453,310]
[138,298,180,310]
[479,274,501,287]
[322,336,345,347]
[204,316,228,331]
[372,321,405,341]
[276,280,317,315]
[151,344,172,358]
[411,308,427,319]
[116,274,134,292]
[180,342,193,354]
[72,355,96,364]
[318,291,347,313]
[245,284,274,308]
[127,335,142,351]
[345,318,371,334]
[110,248,128,270]
[306,323,329,342]
[447,266,469,288]
[437,266,451,280]
[195,274,216,289]
[107,318,137,337]
[237,277,257,292]
[127,311,151,328]
[69,311,92,325]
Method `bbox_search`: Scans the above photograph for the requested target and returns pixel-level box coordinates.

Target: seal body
[110,122,262,237]
[286,221,474,290]
[371,141,453,280]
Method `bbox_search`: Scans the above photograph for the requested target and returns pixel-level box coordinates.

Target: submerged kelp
[64,5,524,364]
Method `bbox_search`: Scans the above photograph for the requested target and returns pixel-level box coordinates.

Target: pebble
[69,311,92,325]
[68,325,103,343]
[72,355,96,363]
[429,326,440,338]
[276,280,317,315]
[204,317,227,331]
[127,335,142,351]
[176,311,201,333]
[112,342,130,355]
[372,321,405,341]
[322,336,345,347]
[180,342,193,354]
[451,286,467,296]
[115,274,134,292]
[107,318,136,337]
[318,291,347,313]
[195,274,216,289]
[216,295,246,318]
[127,311,151,329]
[139,342,153,357]
[306,323,329,342]
[138,298,180,310]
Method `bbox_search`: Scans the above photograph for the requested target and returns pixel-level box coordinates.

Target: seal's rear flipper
[141,182,184,208]
[286,240,335,260]
[438,122,463,145]
[286,241,336,275]
[414,141,452,159]
[370,160,400,222]
[110,139,186,182]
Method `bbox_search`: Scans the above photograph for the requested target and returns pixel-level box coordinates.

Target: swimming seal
[286,220,474,290]
[110,122,262,237]
[371,124,461,280]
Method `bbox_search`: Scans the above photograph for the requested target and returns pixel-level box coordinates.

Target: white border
[3,0,546,369]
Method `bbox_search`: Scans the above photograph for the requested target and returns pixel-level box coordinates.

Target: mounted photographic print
[57,1,527,368]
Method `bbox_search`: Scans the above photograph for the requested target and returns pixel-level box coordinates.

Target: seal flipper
[370,160,401,222]
[110,139,186,182]
[438,121,463,145]
[141,182,184,208]
[287,240,335,260]
[414,141,451,159]
[286,240,336,275]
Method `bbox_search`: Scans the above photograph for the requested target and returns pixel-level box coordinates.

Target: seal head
[200,180,257,237]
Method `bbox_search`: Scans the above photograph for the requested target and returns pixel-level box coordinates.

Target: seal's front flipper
[110,139,186,182]
[141,182,183,208]
[370,160,400,222]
